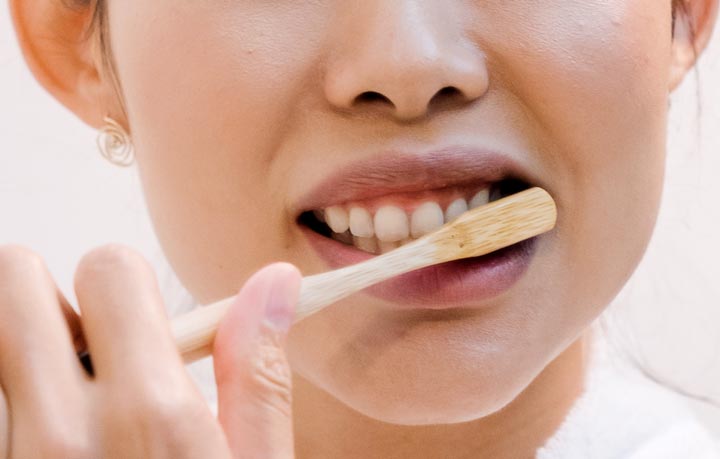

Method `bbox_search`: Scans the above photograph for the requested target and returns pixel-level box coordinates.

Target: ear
[669,0,719,91]
[9,0,119,129]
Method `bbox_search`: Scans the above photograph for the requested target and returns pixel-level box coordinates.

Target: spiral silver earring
[97,116,134,167]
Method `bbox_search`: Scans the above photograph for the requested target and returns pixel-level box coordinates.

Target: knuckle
[74,244,149,286]
[145,395,201,427]
[0,246,53,320]
[0,244,48,281]
[121,385,206,434]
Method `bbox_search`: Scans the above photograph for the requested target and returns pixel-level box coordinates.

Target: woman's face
[108,1,672,423]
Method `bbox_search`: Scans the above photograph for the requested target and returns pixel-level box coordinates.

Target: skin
[4,0,719,457]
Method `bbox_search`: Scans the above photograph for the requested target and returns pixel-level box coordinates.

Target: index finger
[73,245,187,386]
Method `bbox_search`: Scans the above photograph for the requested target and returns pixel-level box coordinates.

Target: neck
[293,331,591,459]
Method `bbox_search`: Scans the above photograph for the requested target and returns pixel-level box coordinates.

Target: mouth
[294,147,543,308]
[298,178,531,255]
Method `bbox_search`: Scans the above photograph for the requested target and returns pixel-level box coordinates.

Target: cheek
[479,0,672,297]
[478,1,672,174]
[106,1,328,300]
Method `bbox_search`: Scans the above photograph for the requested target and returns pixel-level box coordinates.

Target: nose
[324,1,489,121]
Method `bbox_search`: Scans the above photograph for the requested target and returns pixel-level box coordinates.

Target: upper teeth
[469,188,490,209]
[320,186,496,254]
[325,206,349,233]
[444,198,468,222]
[374,206,410,241]
[410,202,444,238]
[349,207,374,238]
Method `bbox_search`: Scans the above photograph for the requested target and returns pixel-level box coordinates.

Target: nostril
[429,86,464,107]
[354,91,394,107]
[437,86,461,97]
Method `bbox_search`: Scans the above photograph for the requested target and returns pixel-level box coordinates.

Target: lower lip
[299,225,538,309]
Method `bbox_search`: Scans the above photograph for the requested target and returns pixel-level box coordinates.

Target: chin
[289,317,543,426]
[318,360,537,425]
[348,387,523,426]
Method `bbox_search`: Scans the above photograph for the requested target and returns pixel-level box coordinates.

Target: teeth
[349,207,374,237]
[444,198,468,223]
[469,188,490,209]
[374,206,409,242]
[320,186,503,255]
[331,230,353,245]
[325,206,349,233]
[410,202,444,238]
[353,236,378,254]
[378,240,399,254]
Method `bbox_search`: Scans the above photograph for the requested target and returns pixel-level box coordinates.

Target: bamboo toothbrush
[169,187,557,362]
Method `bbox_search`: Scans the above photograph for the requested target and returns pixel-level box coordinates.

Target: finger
[0,247,86,388]
[213,262,301,459]
[73,245,187,386]
[73,246,229,458]
[0,246,88,455]
[0,388,8,458]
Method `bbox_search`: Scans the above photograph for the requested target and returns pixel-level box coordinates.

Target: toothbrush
[171,187,557,362]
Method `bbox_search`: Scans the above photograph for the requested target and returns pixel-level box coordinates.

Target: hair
[62,0,106,67]
[62,0,125,119]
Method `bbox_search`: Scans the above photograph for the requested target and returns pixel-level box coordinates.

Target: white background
[2,4,720,433]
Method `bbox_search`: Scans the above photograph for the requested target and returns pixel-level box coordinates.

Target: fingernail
[263,265,300,332]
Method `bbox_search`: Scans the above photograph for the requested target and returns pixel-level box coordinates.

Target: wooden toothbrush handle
[171,186,556,363]
[172,296,234,362]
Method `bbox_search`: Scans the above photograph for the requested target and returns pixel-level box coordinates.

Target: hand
[0,245,301,458]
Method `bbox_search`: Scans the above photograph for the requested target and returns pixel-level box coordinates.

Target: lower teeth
[331,230,353,245]
[347,236,414,255]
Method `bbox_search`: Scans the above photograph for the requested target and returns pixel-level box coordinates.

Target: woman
[3,0,719,457]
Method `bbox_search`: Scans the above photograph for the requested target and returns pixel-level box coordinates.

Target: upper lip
[293,145,537,217]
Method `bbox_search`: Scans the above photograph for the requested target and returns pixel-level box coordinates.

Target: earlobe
[669,0,719,91]
[9,0,109,128]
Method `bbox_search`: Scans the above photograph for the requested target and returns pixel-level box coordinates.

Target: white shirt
[536,334,720,459]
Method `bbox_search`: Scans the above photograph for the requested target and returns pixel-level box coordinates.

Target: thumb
[213,262,302,459]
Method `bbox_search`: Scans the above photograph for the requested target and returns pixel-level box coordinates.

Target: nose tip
[325,51,489,121]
